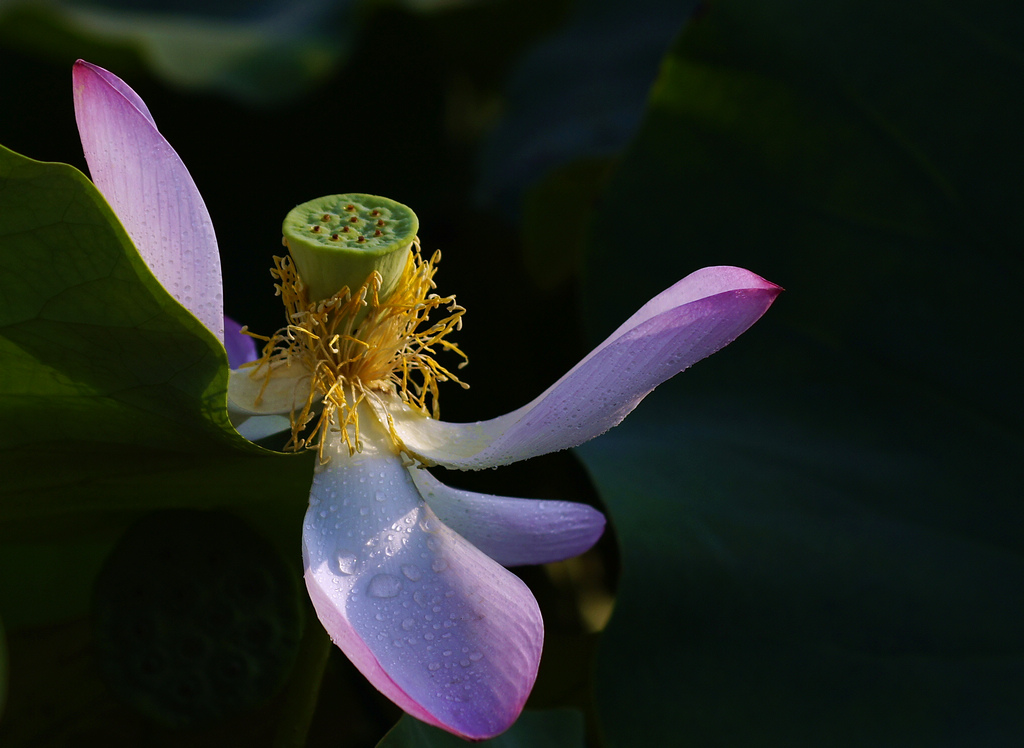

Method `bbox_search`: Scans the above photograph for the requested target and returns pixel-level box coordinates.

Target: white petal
[227,362,312,419]
[233,415,292,441]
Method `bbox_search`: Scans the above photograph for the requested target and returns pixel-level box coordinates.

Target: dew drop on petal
[367,573,402,598]
[337,552,358,575]
[401,564,422,581]
[431,558,448,573]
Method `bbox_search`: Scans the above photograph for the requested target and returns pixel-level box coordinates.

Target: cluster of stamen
[244,242,467,459]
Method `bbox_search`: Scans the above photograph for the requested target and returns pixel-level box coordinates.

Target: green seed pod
[282,194,418,302]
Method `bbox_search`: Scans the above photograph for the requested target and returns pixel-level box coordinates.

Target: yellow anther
[247,241,467,460]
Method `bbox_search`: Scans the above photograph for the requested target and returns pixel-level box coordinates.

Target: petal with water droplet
[380,266,781,469]
[73,60,223,342]
[410,468,605,567]
[303,426,543,740]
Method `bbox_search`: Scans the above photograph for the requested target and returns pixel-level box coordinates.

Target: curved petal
[383,266,781,469]
[72,60,224,342]
[227,362,312,418]
[224,316,257,369]
[303,423,543,740]
[234,414,292,441]
[409,468,606,567]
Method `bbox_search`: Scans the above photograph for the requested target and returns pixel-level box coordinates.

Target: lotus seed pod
[282,194,418,302]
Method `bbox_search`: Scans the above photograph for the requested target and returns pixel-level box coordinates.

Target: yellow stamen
[244,240,468,460]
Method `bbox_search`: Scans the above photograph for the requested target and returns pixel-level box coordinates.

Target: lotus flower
[73,60,781,739]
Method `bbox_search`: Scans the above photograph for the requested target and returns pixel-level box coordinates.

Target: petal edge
[73,60,224,342]
[388,266,781,469]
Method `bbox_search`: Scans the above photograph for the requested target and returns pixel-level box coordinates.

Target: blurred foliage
[0,615,6,721]
[379,708,584,747]
[476,0,699,216]
[0,0,348,104]
[0,0,494,105]
[573,0,1024,745]
[1,0,1022,745]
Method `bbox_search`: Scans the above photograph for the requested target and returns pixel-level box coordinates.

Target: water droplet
[375,491,386,502]
[336,552,358,575]
[469,652,483,662]
[401,617,416,631]
[431,558,448,573]
[460,659,471,668]
[401,564,422,581]
[367,574,402,598]
[428,662,441,672]
[359,506,370,517]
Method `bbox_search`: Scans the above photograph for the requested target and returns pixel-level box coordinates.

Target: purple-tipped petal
[383,266,781,469]
[224,316,257,368]
[303,429,543,740]
[73,60,224,342]
[80,61,157,125]
[409,468,606,567]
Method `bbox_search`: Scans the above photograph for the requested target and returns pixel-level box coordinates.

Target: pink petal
[73,60,224,342]
[303,432,542,740]
[383,266,781,469]
[409,468,606,567]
